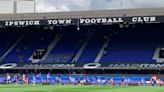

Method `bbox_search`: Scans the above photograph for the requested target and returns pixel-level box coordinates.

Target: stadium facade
[0,8,164,86]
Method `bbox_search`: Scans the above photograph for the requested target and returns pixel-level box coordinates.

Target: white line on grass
[0,89,49,92]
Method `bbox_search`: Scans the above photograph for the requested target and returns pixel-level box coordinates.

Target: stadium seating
[45,29,86,63]
[78,30,107,63]
[3,30,55,62]
[0,24,163,63]
[100,27,161,63]
[0,32,19,57]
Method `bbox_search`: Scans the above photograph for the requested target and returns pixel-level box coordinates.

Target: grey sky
[35,0,164,12]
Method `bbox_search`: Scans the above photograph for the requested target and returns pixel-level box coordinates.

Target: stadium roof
[0,8,164,20]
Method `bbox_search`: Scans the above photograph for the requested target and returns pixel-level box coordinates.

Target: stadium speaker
[119,24,123,28]
[159,48,164,58]
[49,26,54,30]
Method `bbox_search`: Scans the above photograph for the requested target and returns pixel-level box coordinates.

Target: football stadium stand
[0,8,164,87]
[0,24,162,63]
[45,27,86,63]
[3,28,55,62]
[100,24,162,63]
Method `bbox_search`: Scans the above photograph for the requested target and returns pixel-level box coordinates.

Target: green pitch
[0,85,163,92]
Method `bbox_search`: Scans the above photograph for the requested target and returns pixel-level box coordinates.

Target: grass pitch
[0,85,163,92]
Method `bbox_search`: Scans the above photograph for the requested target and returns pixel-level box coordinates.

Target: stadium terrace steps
[153,48,160,62]
[45,29,87,63]
[0,32,20,60]
[100,28,161,63]
[29,34,62,62]
[3,31,55,63]
[94,32,115,63]
[1,35,23,59]
[41,34,62,61]
[72,30,95,63]
[153,48,164,63]
[77,30,107,63]
[0,24,163,63]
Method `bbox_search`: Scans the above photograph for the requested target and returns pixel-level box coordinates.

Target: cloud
[35,0,90,12]
[35,0,164,12]
[91,0,164,10]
